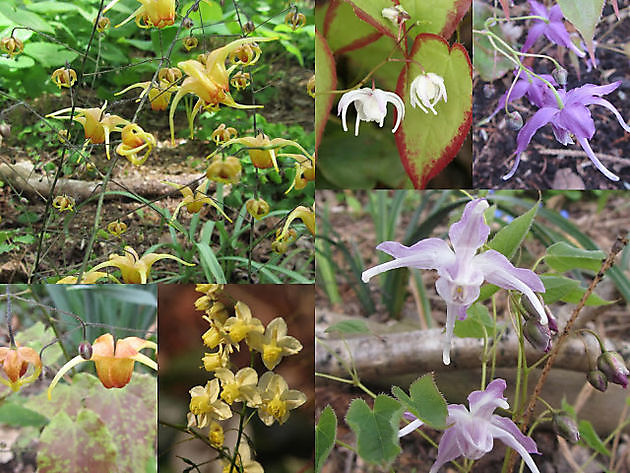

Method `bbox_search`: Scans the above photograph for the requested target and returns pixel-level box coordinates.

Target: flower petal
[488,423,541,473]
[467,378,509,418]
[448,199,490,261]
[491,415,540,454]
[576,137,620,182]
[429,427,462,473]
[587,97,630,133]
[399,418,425,438]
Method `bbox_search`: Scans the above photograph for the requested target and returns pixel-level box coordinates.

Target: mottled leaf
[315,406,337,473]
[395,34,472,188]
[392,373,448,429]
[37,409,119,473]
[345,395,403,465]
[15,321,62,366]
[315,30,337,152]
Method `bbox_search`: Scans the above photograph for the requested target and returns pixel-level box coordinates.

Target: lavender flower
[399,379,541,473]
[489,71,558,121]
[504,81,630,181]
[361,199,546,365]
[522,0,585,57]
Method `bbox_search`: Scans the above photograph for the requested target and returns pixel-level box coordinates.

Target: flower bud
[506,111,523,131]
[182,17,193,29]
[597,351,629,388]
[523,318,552,352]
[246,198,270,220]
[243,20,255,34]
[552,67,568,87]
[96,16,110,33]
[183,36,198,51]
[520,294,542,322]
[208,421,224,448]
[552,411,580,444]
[78,341,93,360]
[545,305,558,333]
[586,369,608,392]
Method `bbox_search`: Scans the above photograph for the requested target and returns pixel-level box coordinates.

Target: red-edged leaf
[344,0,471,42]
[38,409,119,473]
[322,0,382,54]
[315,30,337,152]
[395,34,472,188]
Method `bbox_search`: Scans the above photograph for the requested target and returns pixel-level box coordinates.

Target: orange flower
[0,345,42,392]
[104,0,175,29]
[115,123,156,166]
[48,334,157,398]
[51,67,77,89]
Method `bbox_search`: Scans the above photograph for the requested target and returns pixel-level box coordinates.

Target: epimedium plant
[0,284,158,473]
[315,0,472,189]
[315,193,630,473]
[0,0,314,284]
[474,0,630,185]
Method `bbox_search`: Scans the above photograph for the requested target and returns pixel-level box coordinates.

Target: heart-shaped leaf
[345,0,471,41]
[315,406,337,473]
[557,0,604,63]
[395,34,472,188]
[315,31,337,152]
[321,0,382,54]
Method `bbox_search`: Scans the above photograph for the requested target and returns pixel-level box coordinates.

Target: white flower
[410,72,448,115]
[337,87,405,136]
[382,5,410,25]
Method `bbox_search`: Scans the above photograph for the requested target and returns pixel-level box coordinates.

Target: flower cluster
[337,72,447,136]
[187,285,306,470]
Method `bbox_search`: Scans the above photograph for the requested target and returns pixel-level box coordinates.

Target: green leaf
[472,2,513,81]
[545,242,606,272]
[15,321,63,365]
[454,302,497,338]
[37,410,119,473]
[0,402,48,427]
[488,202,539,259]
[578,420,610,456]
[315,31,336,151]
[320,0,381,53]
[325,319,370,335]
[0,6,55,33]
[557,0,604,63]
[195,242,227,283]
[315,406,337,473]
[23,41,78,68]
[345,395,403,465]
[392,373,448,429]
[395,35,472,188]
[0,54,36,69]
[25,2,94,22]
[540,275,611,306]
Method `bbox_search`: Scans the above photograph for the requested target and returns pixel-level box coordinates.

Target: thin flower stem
[335,439,358,453]
[576,328,606,352]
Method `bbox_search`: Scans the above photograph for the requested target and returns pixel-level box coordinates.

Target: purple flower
[489,71,558,120]
[522,1,585,57]
[505,81,630,181]
[399,379,541,473]
[361,199,546,365]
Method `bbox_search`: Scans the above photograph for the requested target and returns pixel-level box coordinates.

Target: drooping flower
[382,5,410,41]
[116,80,175,111]
[115,123,156,166]
[47,333,157,397]
[597,351,629,388]
[522,1,585,57]
[0,345,42,392]
[163,180,231,222]
[210,123,238,144]
[362,199,546,365]
[52,194,75,212]
[90,245,194,284]
[168,37,274,143]
[1,37,23,58]
[246,197,271,220]
[337,87,405,136]
[187,378,232,428]
[51,67,77,89]
[107,220,127,237]
[202,345,231,372]
[47,103,128,159]
[56,270,110,284]
[248,317,303,370]
[256,371,306,426]
[505,81,630,181]
[104,0,175,29]
[285,11,307,31]
[399,379,541,473]
[206,155,242,184]
[409,73,447,115]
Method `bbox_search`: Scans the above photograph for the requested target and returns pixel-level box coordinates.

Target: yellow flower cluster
[187,285,307,471]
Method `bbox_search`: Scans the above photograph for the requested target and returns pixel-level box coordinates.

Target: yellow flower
[158,67,182,85]
[163,180,232,222]
[47,333,157,398]
[107,220,127,237]
[116,80,175,111]
[246,198,270,220]
[0,345,42,392]
[214,367,261,406]
[1,37,23,58]
[187,378,232,428]
[90,245,194,284]
[168,37,274,143]
[285,155,315,193]
[47,103,128,159]
[273,206,315,253]
[96,15,110,32]
[228,42,262,66]
[208,421,224,448]
[56,271,110,284]
[223,301,264,344]
[206,155,242,185]
[202,345,231,372]
[211,124,238,144]
[51,67,77,89]
[256,372,306,426]
[230,71,250,90]
[284,11,307,30]
[195,284,224,298]
[271,229,297,255]
[52,194,75,212]
[248,317,302,370]
[203,302,230,324]
[307,74,315,98]
[183,36,198,51]
[222,443,264,473]
[105,0,176,29]
[115,123,156,166]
